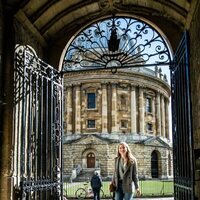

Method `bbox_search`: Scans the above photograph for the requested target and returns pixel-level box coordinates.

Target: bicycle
[75,181,104,199]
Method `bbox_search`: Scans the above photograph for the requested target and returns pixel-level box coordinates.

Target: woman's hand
[136,188,141,197]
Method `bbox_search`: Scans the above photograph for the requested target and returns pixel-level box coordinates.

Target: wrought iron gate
[14,45,63,199]
[171,31,194,199]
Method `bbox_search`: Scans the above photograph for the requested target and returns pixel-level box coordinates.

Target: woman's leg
[124,192,133,200]
[115,181,124,200]
[115,190,124,200]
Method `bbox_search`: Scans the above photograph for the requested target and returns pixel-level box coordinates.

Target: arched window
[146,97,152,113]
[146,122,153,133]
[151,151,159,178]
[62,16,171,72]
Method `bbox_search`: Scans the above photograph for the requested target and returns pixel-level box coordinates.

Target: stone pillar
[161,94,166,138]
[165,98,170,140]
[0,6,14,199]
[131,85,137,133]
[75,84,81,133]
[102,82,108,133]
[156,91,161,136]
[139,87,144,134]
[152,96,156,136]
[66,85,73,134]
[111,83,117,133]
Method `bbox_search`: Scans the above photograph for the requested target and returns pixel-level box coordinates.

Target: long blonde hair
[117,142,136,164]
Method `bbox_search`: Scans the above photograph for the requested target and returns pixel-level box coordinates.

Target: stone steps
[74,168,95,182]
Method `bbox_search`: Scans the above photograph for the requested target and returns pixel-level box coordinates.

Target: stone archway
[60,14,194,200]
[1,0,200,199]
[82,148,97,169]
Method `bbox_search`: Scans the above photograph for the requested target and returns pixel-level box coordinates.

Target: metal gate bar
[171,31,194,200]
[14,45,63,199]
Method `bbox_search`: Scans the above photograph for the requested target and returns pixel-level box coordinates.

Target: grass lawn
[63,180,174,198]
[140,180,174,196]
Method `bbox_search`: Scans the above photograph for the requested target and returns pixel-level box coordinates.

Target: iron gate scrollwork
[62,15,172,73]
[170,31,195,199]
[14,45,63,199]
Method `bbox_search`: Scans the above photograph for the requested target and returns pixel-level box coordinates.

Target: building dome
[63,67,173,180]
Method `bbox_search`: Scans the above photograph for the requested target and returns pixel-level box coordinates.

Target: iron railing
[63,179,174,199]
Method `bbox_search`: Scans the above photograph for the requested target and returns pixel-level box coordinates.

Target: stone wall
[63,140,172,179]
[14,20,44,58]
[189,1,200,198]
[64,69,170,137]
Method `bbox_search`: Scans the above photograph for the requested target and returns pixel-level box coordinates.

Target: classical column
[165,98,170,140]
[102,82,108,133]
[66,85,73,134]
[156,91,161,136]
[131,85,137,133]
[152,96,156,136]
[75,84,81,133]
[161,94,166,138]
[111,83,117,133]
[139,87,144,134]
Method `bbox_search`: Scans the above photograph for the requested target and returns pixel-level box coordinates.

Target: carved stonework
[14,20,43,57]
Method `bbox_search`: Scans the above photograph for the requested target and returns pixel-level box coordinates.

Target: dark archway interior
[5,0,190,67]
[1,1,200,199]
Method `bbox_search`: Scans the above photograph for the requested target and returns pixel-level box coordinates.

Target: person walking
[112,142,141,200]
[91,171,103,200]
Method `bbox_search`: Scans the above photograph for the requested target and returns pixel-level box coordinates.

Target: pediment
[143,137,171,148]
[72,134,110,145]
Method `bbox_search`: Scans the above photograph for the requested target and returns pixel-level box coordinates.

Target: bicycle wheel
[100,188,105,198]
[75,188,87,199]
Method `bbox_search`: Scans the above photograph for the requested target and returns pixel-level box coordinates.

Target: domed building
[63,67,173,180]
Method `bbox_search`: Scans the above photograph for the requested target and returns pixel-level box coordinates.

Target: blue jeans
[115,181,133,200]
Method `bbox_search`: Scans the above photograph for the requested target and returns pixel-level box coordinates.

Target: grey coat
[112,157,139,193]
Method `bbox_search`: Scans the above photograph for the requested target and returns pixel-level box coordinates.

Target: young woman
[112,142,141,200]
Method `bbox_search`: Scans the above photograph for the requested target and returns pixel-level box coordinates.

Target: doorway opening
[87,152,95,168]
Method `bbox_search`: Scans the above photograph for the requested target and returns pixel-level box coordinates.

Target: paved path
[133,198,174,200]
[67,197,174,200]
[107,198,173,200]
[81,198,174,200]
